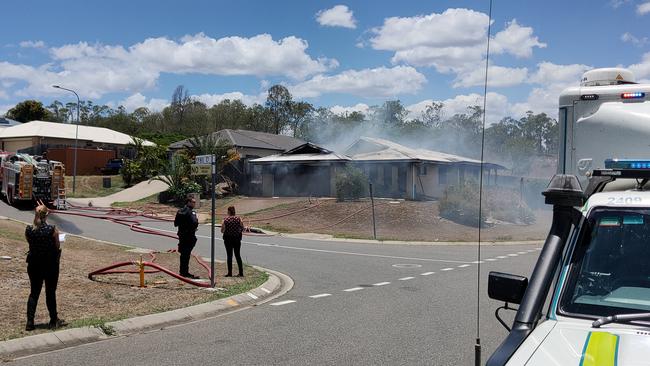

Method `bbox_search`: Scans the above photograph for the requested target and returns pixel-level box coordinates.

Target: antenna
[475,0,493,365]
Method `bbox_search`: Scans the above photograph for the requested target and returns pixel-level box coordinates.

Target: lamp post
[52,85,80,195]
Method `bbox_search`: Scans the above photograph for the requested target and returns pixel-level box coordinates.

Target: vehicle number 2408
[607,196,643,204]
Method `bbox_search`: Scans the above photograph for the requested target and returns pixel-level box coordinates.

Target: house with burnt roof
[169,129,306,194]
[250,136,504,200]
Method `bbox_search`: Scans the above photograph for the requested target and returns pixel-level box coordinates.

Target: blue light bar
[605,158,650,169]
[621,92,645,99]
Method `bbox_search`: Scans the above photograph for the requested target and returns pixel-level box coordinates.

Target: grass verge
[0,218,267,341]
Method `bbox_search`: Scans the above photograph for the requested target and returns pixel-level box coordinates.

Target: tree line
[4,84,558,175]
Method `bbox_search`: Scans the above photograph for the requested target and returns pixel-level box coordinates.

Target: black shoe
[49,318,67,329]
[224,274,232,277]
[236,274,244,277]
[183,273,199,279]
[25,320,35,331]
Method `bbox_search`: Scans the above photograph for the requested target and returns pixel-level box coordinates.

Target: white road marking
[497,256,507,259]
[486,258,497,261]
[309,293,332,298]
[508,254,518,257]
[399,277,415,281]
[139,225,472,264]
[260,288,272,294]
[344,287,364,292]
[457,264,470,268]
[420,272,435,276]
[441,268,454,271]
[471,261,484,264]
[518,251,527,254]
[247,292,258,300]
[373,282,391,286]
[270,300,296,306]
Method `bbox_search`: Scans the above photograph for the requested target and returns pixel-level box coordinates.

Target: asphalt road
[1,201,543,365]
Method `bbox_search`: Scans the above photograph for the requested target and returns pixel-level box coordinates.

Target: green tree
[265,85,293,134]
[7,100,55,122]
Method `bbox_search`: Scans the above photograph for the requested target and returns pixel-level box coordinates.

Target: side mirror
[488,271,528,305]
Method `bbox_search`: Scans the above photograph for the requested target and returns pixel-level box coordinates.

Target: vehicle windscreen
[560,208,650,318]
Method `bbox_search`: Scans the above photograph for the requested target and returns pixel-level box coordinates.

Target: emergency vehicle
[487,69,650,365]
[1,153,65,206]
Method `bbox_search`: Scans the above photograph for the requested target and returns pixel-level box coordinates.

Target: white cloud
[512,62,591,117]
[621,32,649,46]
[610,0,632,8]
[118,93,169,112]
[370,9,544,84]
[0,33,336,100]
[491,20,546,58]
[637,1,650,14]
[316,5,357,29]
[407,92,515,124]
[453,65,528,88]
[0,104,13,116]
[329,103,370,116]
[19,40,45,49]
[290,66,426,98]
[629,52,650,80]
[193,92,265,107]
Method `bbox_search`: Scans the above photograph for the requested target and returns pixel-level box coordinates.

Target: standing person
[221,206,244,277]
[174,196,199,279]
[25,205,66,331]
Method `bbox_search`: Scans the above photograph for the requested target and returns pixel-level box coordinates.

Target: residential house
[169,129,306,194]
[251,136,504,200]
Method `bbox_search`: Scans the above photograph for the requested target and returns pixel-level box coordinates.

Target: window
[418,164,427,176]
[439,166,448,184]
[559,208,650,319]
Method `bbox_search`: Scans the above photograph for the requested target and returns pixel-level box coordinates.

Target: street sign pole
[210,154,216,288]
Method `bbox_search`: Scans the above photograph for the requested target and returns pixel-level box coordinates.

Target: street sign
[191,164,211,175]
[195,155,214,164]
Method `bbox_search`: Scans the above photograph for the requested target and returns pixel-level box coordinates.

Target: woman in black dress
[25,205,66,330]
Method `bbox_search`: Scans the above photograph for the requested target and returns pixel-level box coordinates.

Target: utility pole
[210,154,216,288]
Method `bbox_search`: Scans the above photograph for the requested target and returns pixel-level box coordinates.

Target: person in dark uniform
[25,205,66,331]
[221,206,244,277]
[174,196,199,279]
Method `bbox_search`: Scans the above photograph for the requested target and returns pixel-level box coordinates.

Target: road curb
[0,265,293,361]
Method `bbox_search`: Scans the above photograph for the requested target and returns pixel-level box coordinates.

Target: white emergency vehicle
[487,69,650,365]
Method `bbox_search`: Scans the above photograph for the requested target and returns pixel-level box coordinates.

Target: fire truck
[0,153,65,207]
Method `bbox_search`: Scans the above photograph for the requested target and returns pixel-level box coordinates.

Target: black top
[25,224,58,262]
[222,216,244,239]
[174,205,199,238]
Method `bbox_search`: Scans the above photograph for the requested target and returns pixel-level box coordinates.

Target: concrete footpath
[0,267,293,361]
[67,179,169,207]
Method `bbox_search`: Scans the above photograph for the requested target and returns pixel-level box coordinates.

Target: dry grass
[0,219,267,341]
[65,175,125,198]
[245,199,552,242]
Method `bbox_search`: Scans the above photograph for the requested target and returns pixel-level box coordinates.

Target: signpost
[195,155,217,288]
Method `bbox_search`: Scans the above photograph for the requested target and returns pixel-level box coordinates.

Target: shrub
[151,153,201,203]
[440,183,537,226]
[335,166,367,201]
[439,180,484,227]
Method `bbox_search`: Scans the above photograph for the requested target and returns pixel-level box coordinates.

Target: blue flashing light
[605,158,650,169]
[621,92,646,99]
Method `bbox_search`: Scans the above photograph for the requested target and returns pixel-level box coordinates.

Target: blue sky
[1,0,650,122]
